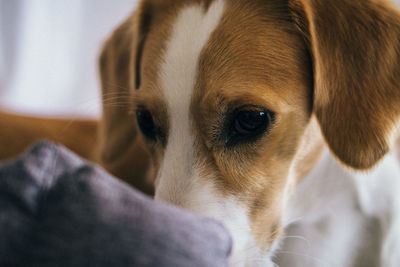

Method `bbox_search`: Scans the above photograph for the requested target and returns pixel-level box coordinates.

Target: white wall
[0,0,137,118]
[0,0,399,118]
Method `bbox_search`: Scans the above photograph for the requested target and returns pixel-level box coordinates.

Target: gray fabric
[0,141,232,267]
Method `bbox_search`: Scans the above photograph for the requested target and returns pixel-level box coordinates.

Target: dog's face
[99,0,400,265]
[133,0,312,262]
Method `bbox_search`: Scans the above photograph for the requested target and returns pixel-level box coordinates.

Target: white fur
[155,0,225,203]
[153,1,269,266]
[276,148,400,267]
[179,177,267,267]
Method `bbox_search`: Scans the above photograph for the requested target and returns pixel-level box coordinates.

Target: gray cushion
[0,141,232,267]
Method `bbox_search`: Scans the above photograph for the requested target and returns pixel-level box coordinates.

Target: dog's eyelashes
[136,109,157,141]
[226,106,274,146]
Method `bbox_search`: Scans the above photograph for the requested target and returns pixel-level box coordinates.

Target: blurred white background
[0,0,138,118]
[0,0,399,118]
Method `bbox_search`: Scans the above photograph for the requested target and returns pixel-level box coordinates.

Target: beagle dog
[1,0,400,266]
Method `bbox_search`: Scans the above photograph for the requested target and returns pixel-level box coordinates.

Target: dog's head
[99,0,400,265]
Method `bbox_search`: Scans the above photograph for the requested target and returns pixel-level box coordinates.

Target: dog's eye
[136,109,157,140]
[226,107,274,146]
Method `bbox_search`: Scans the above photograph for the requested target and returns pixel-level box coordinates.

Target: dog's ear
[290,0,400,169]
[98,2,155,194]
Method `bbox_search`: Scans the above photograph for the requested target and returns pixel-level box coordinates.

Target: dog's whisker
[101,100,131,104]
[101,91,130,96]
[101,98,130,103]
[280,235,311,248]
[102,101,131,105]
[102,82,130,91]
[102,96,130,100]
[231,253,270,266]
[101,97,130,100]
[283,216,305,226]
[276,250,327,265]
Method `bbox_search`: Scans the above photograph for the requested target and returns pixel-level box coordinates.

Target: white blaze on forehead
[156,0,226,203]
[160,0,225,108]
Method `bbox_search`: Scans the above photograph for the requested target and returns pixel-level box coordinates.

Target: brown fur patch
[290,0,400,169]
[0,112,97,161]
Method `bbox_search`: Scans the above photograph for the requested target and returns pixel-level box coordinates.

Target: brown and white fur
[1,0,400,266]
[99,0,400,266]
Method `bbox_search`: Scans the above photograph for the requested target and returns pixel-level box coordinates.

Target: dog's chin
[228,248,275,267]
[229,237,282,267]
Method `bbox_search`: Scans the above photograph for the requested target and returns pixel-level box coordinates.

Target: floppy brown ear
[290,0,400,169]
[98,2,155,194]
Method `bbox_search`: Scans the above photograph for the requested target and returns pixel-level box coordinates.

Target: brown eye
[226,106,274,146]
[136,109,156,141]
[235,110,266,134]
